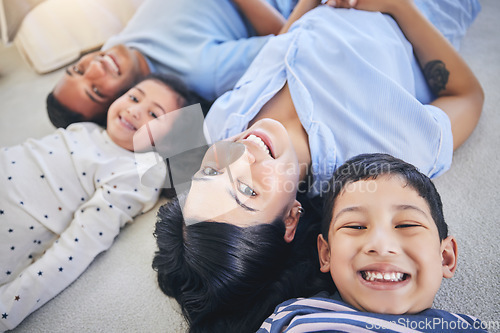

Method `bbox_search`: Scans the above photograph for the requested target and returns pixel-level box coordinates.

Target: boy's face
[318,175,457,314]
[107,79,181,151]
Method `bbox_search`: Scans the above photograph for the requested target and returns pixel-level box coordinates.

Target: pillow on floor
[13,0,144,74]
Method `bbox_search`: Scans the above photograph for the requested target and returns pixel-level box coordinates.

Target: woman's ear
[283,200,301,243]
[317,234,331,273]
[441,236,458,278]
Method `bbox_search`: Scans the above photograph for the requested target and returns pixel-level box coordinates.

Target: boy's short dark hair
[321,153,448,241]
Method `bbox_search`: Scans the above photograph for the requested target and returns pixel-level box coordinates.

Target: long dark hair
[153,193,334,332]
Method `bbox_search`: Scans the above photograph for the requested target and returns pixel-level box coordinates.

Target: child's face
[318,175,457,314]
[106,79,181,151]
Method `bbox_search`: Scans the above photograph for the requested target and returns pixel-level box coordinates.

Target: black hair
[46,92,107,128]
[321,153,448,241]
[142,73,196,108]
[153,193,334,333]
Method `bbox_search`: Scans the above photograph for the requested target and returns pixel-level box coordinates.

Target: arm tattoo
[423,60,449,95]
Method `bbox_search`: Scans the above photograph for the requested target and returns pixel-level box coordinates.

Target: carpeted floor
[0,0,498,331]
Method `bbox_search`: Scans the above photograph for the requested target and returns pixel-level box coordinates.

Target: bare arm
[233,0,325,36]
[232,0,286,35]
[279,0,322,34]
[340,0,484,150]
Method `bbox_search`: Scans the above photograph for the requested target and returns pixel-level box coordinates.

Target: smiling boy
[258,153,488,332]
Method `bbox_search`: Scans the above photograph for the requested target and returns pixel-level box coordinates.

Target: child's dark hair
[321,153,448,241]
[152,193,333,333]
[143,73,195,108]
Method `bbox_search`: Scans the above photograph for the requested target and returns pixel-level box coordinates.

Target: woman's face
[183,119,300,227]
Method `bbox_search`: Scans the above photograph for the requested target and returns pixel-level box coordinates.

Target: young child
[258,153,488,332]
[0,73,192,331]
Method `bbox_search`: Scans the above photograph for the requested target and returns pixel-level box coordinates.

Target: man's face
[318,175,457,314]
[53,44,149,120]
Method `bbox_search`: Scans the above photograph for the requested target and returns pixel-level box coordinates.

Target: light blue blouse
[205,1,480,197]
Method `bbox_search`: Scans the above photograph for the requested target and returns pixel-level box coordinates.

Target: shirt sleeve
[0,174,160,331]
[210,35,272,100]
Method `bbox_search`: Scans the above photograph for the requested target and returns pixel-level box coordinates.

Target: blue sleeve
[103,0,293,101]
[414,0,481,50]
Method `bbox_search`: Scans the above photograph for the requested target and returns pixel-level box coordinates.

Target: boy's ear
[441,236,458,278]
[283,200,301,243]
[318,234,331,273]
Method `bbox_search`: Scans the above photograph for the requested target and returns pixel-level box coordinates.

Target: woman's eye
[149,111,158,119]
[128,94,139,103]
[201,166,221,176]
[237,181,257,197]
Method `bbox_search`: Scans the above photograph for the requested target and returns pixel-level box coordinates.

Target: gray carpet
[0,0,498,331]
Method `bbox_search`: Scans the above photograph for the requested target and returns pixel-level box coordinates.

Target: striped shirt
[258,294,488,332]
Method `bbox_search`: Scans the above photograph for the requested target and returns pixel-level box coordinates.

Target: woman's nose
[210,141,246,169]
[241,146,256,164]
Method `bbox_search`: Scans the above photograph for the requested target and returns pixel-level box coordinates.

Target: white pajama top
[0,123,165,330]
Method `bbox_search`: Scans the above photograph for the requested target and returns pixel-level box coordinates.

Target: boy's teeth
[247,134,271,157]
[362,271,406,282]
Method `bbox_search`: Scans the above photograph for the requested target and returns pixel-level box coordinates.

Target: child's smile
[358,264,411,290]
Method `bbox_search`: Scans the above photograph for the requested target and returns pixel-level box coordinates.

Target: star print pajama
[0,123,165,331]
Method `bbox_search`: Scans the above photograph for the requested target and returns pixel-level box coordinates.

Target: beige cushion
[0,0,45,45]
[13,0,144,74]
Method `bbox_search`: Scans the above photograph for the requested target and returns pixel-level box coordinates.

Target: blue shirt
[258,292,488,332]
[205,1,480,197]
[103,0,298,101]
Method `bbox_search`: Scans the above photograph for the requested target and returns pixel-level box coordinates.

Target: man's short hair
[46,92,107,128]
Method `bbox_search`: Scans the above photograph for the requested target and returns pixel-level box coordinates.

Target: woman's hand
[324,0,357,9]
[324,0,414,17]
[279,0,323,34]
